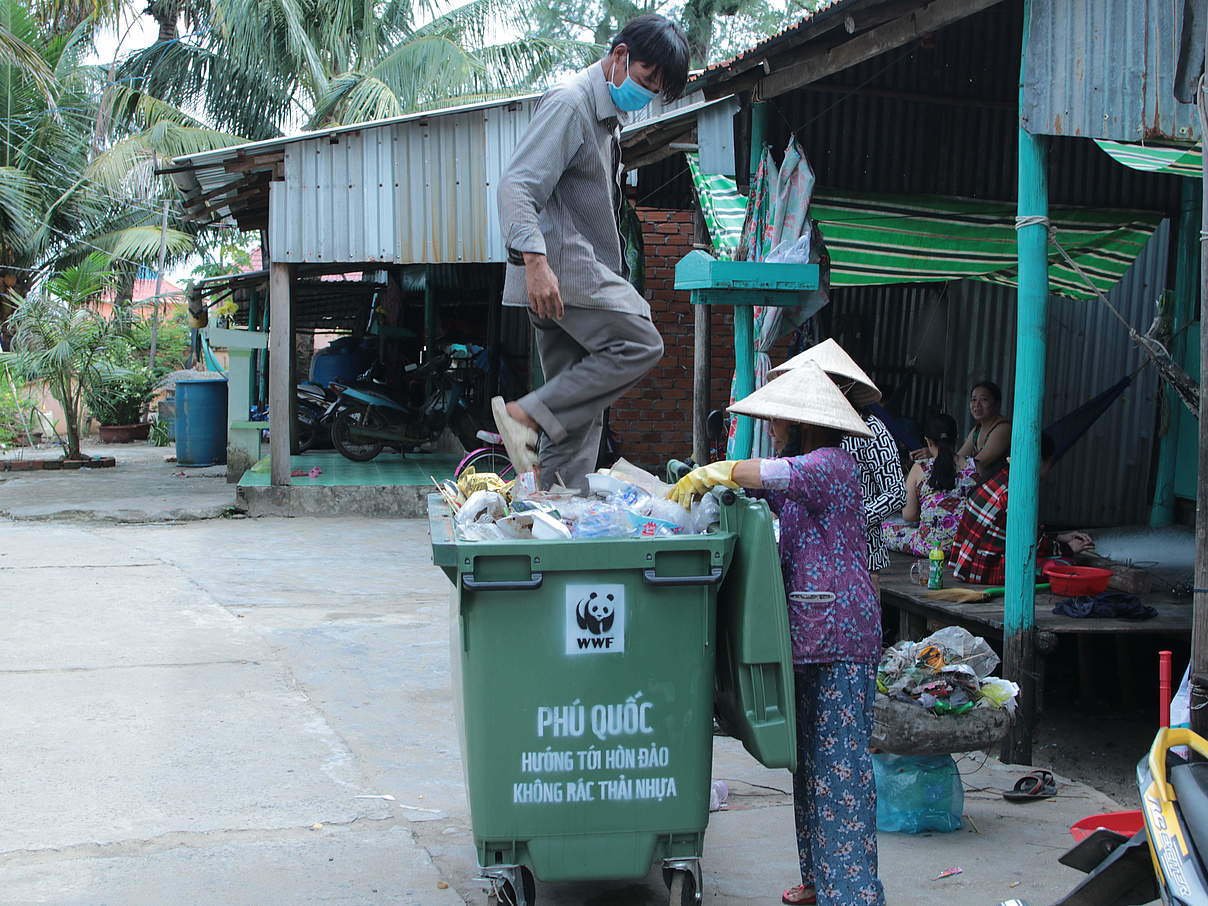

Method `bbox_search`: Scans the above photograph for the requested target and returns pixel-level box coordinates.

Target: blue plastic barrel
[175,378,228,466]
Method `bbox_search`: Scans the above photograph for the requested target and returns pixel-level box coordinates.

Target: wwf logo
[575,592,616,635]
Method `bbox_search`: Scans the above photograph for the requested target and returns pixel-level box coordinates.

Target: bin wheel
[668,870,696,906]
[489,867,535,906]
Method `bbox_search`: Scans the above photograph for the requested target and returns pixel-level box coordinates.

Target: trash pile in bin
[438,459,719,542]
[877,627,1020,716]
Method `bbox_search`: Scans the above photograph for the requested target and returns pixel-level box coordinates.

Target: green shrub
[84,366,157,426]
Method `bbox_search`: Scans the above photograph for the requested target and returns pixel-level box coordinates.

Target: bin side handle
[461,572,544,591]
[641,567,724,587]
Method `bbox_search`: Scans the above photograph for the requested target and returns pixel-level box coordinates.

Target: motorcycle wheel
[331,406,386,462]
[296,401,325,453]
[456,448,514,480]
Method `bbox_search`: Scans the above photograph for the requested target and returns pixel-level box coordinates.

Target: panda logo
[576,592,615,635]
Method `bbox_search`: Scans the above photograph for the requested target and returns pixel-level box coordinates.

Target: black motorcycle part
[1052,831,1158,906]
[1059,828,1130,873]
[1170,761,1208,866]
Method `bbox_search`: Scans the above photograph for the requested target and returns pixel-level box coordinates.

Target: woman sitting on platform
[957,380,1011,480]
[883,413,977,557]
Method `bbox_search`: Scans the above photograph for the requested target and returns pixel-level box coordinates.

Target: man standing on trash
[491,14,690,491]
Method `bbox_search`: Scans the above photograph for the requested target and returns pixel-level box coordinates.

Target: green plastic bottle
[927,548,945,589]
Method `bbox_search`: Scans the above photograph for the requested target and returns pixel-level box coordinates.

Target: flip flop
[781,885,817,904]
[1002,769,1057,802]
[490,396,538,474]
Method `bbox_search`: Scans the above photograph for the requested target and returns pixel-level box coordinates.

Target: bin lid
[714,491,798,772]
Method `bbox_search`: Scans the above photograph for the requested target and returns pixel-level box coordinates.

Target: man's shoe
[490,397,538,474]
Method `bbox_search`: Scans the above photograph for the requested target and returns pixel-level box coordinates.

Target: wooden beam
[1191,8,1208,738]
[755,0,1007,101]
[1001,0,1046,765]
[691,209,710,465]
[268,261,293,487]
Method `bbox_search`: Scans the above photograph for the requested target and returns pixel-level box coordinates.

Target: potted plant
[0,255,121,462]
[85,366,156,442]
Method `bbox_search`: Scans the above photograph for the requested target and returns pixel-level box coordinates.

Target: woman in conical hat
[668,361,886,906]
[770,339,906,591]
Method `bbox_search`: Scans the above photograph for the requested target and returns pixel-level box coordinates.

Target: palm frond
[88,224,195,262]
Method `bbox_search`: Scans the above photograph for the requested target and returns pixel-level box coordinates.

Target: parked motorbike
[1000,726,1208,906]
[327,343,488,462]
[296,381,339,451]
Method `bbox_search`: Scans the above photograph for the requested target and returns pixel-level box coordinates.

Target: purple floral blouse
[756,447,882,666]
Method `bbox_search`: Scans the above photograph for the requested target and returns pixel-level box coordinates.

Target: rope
[1017,212,1201,418]
[1014,214,1049,230]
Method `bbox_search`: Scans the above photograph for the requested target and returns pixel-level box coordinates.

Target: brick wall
[608,207,735,473]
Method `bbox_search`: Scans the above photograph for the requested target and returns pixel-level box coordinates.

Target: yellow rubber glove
[668,461,740,508]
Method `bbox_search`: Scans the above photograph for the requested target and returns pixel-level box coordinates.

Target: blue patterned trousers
[793,662,886,906]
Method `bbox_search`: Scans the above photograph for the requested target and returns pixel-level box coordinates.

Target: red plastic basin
[1070,810,1144,842]
[1043,563,1112,597]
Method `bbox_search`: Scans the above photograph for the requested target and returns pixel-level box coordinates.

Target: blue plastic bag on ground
[873,753,963,833]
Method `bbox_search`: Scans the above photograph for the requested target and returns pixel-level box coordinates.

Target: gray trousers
[517,306,663,492]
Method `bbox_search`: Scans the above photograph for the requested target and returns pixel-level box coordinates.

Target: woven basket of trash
[873,626,1018,755]
[872,696,1012,755]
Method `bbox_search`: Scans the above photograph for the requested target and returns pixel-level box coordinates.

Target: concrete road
[0,516,1121,905]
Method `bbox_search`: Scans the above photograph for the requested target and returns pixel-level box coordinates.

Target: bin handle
[461,572,544,591]
[641,567,724,587]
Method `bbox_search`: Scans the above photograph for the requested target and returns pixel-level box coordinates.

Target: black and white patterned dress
[842,414,907,572]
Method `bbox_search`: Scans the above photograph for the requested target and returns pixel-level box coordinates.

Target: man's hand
[1057,530,1096,554]
[523,253,564,320]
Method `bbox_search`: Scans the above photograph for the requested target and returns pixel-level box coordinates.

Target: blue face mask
[607,53,657,112]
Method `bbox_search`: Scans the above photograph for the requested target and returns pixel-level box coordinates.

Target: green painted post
[1002,0,1047,765]
[1151,180,1200,526]
[728,101,768,459]
[731,305,756,458]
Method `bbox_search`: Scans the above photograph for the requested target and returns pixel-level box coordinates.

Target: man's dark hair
[610,14,690,101]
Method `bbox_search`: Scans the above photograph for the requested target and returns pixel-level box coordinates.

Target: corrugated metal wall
[1022,0,1201,142]
[828,218,1170,527]
[270,99,537,264]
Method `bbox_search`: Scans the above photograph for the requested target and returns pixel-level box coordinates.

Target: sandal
[490,397,538,474]
[1002,769,1057,802]
[781,885,817,905]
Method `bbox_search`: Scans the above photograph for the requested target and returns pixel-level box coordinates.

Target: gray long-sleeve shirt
[498,64,649,317]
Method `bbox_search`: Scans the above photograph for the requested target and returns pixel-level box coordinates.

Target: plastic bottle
[927,548,945,589]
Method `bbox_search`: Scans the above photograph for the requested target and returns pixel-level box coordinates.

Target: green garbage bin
[429,488,796,905]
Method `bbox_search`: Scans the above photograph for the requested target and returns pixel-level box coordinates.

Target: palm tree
[117,0,599,138]
[0,0,239,326]
[1,252,120,459]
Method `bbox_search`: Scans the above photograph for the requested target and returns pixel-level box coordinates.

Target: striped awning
[1096,140,1202,178]
[686,154,1161,301]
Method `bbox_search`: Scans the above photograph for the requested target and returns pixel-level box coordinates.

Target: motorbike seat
[1169,760,1208,861]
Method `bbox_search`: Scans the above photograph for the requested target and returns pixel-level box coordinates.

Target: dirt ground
[1029,631,1191,805]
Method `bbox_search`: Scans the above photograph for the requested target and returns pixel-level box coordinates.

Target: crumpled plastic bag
[572,502,636,539]
[977,677,1020,713]
[456,490,507,526]
[873,753,963,834]
[456,467,510,497]
[920,626,1000,679]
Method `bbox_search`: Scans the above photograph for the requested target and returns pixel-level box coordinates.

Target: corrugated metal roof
[266,98,535,264]
[170,86,731,263]
[1021,0,1201,141]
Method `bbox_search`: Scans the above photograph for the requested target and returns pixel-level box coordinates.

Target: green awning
[1096,140,1202,178]
[686,154,1161,302]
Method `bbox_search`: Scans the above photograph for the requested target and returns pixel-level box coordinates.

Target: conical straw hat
[730,360,872,438]
[768,338,881,407]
